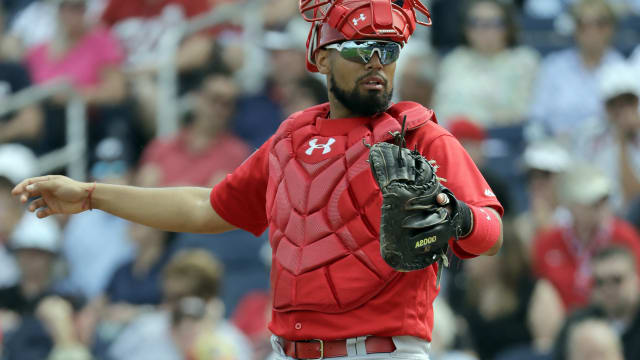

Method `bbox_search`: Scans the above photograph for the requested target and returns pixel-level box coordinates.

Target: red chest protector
[267,101,436,313]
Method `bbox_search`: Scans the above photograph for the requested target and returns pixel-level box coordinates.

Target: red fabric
[26,27,124,90]
[210,102,502,341]
[140,131,250,187]
[455,204,501,255]
[231,291,271,340]
[533,217,640,310]
[102,0,210,26]
[447,116,486,141]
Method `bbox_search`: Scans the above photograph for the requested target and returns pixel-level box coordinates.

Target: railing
[155,1,254,137]
[0,81,87,180]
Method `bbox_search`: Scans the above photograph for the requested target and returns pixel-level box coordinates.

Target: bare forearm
[619,143,640,204]
[91,183,233,233]
[83,69,127,105]
[0,106,43,142]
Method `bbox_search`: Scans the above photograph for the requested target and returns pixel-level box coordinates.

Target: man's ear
[315,49,331,75]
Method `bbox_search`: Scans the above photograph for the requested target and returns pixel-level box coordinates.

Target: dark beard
[329,72,393,117]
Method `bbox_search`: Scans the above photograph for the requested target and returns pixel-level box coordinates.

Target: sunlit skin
[574,5,614,68]
[58,1,87,39]
[570,198,611,244]
[606,94,640,139]
[591,254,640,319]
[314,47,396,119]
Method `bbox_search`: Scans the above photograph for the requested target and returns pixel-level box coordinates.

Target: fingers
[437,193,450,206]
[25,197,53,218]
[28,197,47,212]
[30,198,54,218]
[36,207,53,219]
[11,176,53,202]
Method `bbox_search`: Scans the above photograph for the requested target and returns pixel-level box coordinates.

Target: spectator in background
[135,70,250,188]
[0,212,87,360]
[514,140,571,253]
[103,224,172,307]
[35,296,92,360]
[450,220,564,360]
[432,0,539,128]
[448,116,513,215]
[61,137,135,301]
[429,298,478,360]
[25,0,126,106]
[565,319,624,360]
[262,0,299,30]
[533,163,640,310]
[7,0,110,56]
[553,246,640,360]
[108,249,252,360]
[0,6,43,151]
[528,0,625,145]
[101,0,219,135]
[84,223,173,353]
[394,41,439,108]
[4,0,56,59]
[279,75,329,121]
[24,0,136,161]
[233,19,311,149]
[0,144,38,289]
[524,0,640,18]
[574,62,640,214]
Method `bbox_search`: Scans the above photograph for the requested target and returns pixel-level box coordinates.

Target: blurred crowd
[0,0,640,359]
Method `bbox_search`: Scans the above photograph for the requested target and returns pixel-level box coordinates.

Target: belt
[282,336,396,359]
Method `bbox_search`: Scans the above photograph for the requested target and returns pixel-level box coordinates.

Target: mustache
[356,71,388,85]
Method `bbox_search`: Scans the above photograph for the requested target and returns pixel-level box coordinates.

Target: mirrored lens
[335,41,401,65]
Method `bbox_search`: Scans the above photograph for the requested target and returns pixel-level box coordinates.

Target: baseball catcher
[13,0,504,358]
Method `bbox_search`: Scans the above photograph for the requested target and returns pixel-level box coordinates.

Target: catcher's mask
[300,0,432,72]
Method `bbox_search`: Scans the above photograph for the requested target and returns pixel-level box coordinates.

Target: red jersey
[210,103,502,341]
[139,130,250,187]
[533,217,640,310]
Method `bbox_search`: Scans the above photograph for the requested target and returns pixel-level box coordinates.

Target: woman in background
[432,0,539,128]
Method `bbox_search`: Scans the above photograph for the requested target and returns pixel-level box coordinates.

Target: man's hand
[36,296,77,346]
[11,175,93,218]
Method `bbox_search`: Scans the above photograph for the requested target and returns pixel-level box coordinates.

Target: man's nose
[365,52,383,70]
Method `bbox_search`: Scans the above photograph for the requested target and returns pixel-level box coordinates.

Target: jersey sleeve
[421,133,503,214]
[420,131,504,259]
[209,139,271,236]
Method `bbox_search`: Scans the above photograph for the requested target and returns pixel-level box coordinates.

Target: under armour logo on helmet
[305,138,336,155]
[352,13,366,26]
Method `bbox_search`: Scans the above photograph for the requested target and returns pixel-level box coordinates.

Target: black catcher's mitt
[367,118,472,278]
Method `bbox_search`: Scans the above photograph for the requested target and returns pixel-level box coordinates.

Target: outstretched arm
[12,175,235,234]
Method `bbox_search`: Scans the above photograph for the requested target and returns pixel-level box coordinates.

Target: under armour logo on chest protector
[352,13,366,26]
[305,138,336,155]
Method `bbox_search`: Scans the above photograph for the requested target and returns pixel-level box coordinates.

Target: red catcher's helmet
[300,0,432,72]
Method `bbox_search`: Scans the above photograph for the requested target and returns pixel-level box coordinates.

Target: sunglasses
[594,274,625,288]
[324,40,402,65]
[577,17,613,29]
[466,17,506,29]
